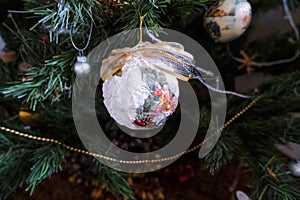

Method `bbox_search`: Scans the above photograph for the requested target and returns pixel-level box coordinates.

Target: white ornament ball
[203,0,252,43]
[102,55,179,130]
[289,161,300,177]
[74,56,91,76]
[236,190,250,200]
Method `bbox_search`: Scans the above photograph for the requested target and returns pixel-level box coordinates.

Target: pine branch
[0,121,136,199]
[92,158,136,200]
[204,127,242,175]
[0,15,77,110]
[251,156,300,200]
[25,144,65,195]
[119,0,210,32]
[0,128,65,199]
[288,0,300,9]
[0,61,16,83]
[1,51,74,111]
[0,0,213,111]
[204,70,300,199]
[15,0,99,42]
[159,0,210,27]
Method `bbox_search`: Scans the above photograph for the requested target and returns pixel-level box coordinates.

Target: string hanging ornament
[100,14,251,130]
[70,19,93,77]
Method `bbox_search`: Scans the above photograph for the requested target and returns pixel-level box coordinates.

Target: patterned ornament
[101,42,182,130]
[203,0,252,43]
[74,55,91,76]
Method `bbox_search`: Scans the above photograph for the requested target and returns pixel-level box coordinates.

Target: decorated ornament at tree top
[203,0,252,43]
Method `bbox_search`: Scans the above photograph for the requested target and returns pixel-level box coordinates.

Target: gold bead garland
[0,95,262,164]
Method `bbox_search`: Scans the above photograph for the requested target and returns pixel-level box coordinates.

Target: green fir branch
[0,50,76,110]
[92,158,136,200]
[251,156,300,200]
[205,70,300,199]
[15,0,98,42]
[25,144,65,195]
[204,127,242,175]
[159,0,209,27]
[0,127,65,199]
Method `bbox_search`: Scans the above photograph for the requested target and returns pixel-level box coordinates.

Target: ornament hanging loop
[69,21,93,54]
[69,16,93,76]
[139,12,147,43]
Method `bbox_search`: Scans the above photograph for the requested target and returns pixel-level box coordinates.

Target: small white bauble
[203,0,252,43]
[289,161,300,177]
[74,55,91,76]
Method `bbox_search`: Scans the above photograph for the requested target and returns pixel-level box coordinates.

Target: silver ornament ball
[289,161,300,177]
[74,56,91,76]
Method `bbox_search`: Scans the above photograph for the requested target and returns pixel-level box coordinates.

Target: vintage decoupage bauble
[203,0,252,43]
[101,42,185,130]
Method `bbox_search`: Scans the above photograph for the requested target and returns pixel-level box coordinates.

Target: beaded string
[0,95,262,164]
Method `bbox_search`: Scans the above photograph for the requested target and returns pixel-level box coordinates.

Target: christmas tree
[0,0,300,199]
